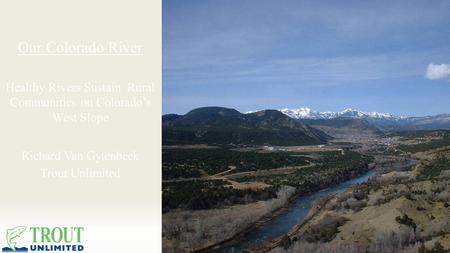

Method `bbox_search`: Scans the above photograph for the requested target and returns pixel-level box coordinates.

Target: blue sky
[163,0,450,116]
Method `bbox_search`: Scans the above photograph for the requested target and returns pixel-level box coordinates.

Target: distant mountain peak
[276,107,401,120]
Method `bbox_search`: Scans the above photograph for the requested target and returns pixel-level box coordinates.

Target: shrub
[302,215,349,243]
[345,198,367,210]
[396,214,417,231]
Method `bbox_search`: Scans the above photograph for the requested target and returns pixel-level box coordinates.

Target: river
[210,170,375,253]
[210,159,417,253]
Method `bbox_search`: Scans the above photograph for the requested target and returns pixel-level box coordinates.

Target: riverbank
[163,150,376,253]
[163,165,374,253]
[162,185,297,253]
[267,159,430,253]
[206,165,376,253]
[210,158,417,252]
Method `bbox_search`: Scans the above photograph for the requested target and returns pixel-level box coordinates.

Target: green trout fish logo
[4,226,27,252]
[2,225,84,252]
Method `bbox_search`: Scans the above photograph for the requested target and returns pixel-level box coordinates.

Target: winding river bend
[210,170,375,253]
[210,159,417,253]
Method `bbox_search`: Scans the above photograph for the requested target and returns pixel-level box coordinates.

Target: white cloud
[425,63,450,80]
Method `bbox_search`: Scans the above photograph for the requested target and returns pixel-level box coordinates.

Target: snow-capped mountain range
[244,107,450,130]
[278,107,402,120]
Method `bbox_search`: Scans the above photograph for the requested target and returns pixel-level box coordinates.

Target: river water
[211,170,375,253]
[210,159,417,253]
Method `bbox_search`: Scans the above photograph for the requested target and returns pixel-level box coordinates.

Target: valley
[267,131,450,253]
[162,107,450,253]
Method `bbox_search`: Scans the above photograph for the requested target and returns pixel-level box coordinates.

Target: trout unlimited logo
[2,226,85,252]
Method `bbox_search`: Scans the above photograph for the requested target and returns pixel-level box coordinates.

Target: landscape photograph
[162,1,450,253]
